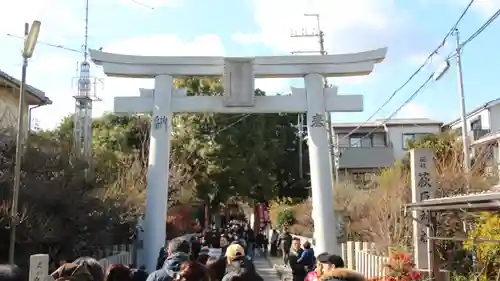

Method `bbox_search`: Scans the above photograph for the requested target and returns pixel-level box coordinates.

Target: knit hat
[225,244,245,263]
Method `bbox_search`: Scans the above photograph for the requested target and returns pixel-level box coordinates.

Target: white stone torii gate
[90,48,387,271]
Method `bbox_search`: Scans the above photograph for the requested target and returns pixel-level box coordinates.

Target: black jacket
[278,232,292,250]
[289,248,307,277]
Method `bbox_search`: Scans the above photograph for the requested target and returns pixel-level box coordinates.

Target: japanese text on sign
[310,113,325,128]
[410,149,436,269]
[154,116,168,130]
[29,254,49,281]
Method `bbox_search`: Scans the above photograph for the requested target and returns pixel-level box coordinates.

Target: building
[0,69,52,131]
[444,98,500,141]
[332,118,443,183]
[444,98,500,175]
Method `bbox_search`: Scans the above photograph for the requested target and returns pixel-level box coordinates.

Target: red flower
[407,271,421,280]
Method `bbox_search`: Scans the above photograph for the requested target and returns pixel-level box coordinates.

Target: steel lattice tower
[73,0,101,162]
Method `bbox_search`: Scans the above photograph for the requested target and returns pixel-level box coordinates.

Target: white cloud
[118,0,184,9]
[471,0,500,17]
[232,32,262,45]
[396,103,435,119]
[448,0,500,17]
[0,0,90,48]
[236,0,415,56]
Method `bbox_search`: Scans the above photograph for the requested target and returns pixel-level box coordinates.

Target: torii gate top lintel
[89,47,387,79]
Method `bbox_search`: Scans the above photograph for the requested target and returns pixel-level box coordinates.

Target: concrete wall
[0,87,30,134]
[386,124,442,161]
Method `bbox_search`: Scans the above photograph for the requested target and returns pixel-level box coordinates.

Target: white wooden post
[362,242,369,275]
[354,242,361,271]
[144,75,174,272]
[346,241,354,270]
[341,242,346,262]
[410,148,436,272]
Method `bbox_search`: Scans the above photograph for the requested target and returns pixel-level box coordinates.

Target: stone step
[253,257,281,281]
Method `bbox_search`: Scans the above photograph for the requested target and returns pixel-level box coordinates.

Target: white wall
[386,124,442,160]
[0,88,29,133]
[488,104,500,133]
[450,107,492,132]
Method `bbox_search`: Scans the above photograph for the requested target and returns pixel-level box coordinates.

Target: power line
[340,0,476,141]
[5,33,84,54]
[349,4,499,148]
[129,0,155,9]
[213,114,251,135]
[460,8,500,49]
[443,8,500,62]
[348,75,434,148]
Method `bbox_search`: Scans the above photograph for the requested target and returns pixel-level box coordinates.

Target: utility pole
[454,28,471,189]
[298,114,304,179]
[291,13,338,183]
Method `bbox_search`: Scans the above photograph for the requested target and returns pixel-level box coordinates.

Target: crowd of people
[0,222,367,281]
[0,220,265,281]
[271,227,365,281]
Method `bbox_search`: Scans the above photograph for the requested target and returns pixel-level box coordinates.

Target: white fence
[28,244,135,281]
[97,244,135,271]
[98,251,134,272]
[290,234,388,278]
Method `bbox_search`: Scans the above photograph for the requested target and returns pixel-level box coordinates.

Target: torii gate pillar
[90,47,387,271]
[304,73,337,253]
[145,75,173,271]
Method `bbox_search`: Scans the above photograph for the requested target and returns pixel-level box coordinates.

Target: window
[471,118,482,131]
[350,172,375,187]
[402,133,416,150]
[347,134,387,148]
[372,133,387,147]
[350,137,362,147]
[360,136,372,148]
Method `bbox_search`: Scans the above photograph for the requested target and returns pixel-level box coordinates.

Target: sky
[1,0,500,130]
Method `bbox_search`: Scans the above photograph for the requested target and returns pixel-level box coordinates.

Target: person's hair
[205,256,218,266]
[292,237,300,242]
[196,253,210,265]
[130,268,148,281]
[227,256,263,281]
[206,257,226,281]
[168,239,190,254]
[178,261,209,281]
[0,264,23,281]
[303,241,311,249]
[105,264,132,281]
[73,257,105,281]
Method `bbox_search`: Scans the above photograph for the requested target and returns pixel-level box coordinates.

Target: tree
[170,78,309,206]
[0,132,143,264]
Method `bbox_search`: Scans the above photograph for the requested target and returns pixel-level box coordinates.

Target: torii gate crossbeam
[90,47,387,272]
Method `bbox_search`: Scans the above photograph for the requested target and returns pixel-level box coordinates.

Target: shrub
[368,250,422,281]
[464,213,500,280]
[276,207,295,228]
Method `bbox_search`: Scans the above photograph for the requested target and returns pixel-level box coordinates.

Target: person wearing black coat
[278,228,292,264]
[288,237,307,281]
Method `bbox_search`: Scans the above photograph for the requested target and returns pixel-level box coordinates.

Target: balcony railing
[335,145,394,169]
[472,129,491,140]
